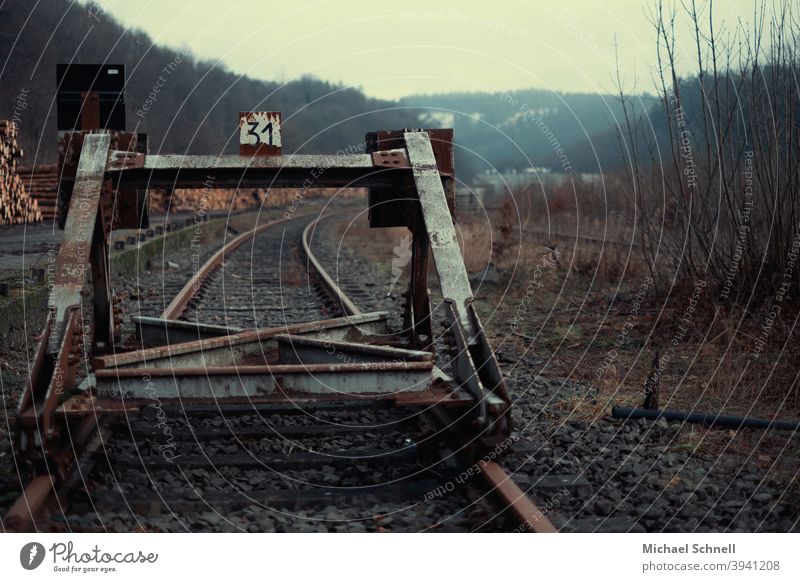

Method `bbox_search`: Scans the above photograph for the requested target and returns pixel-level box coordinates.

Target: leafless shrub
[616,0,800,304]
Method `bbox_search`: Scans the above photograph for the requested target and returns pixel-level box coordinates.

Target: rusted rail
[479,461,557,533]
[161,211,317,320]
[302,216,361,317]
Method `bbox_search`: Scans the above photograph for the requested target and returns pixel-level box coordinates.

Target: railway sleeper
[95,445,421,471]
[83,479,444,514]
[114,420,419,442]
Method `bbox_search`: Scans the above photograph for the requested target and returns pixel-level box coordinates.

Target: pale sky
[83,0,760,99]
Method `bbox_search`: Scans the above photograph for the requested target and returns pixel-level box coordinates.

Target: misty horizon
[78,0,759,100]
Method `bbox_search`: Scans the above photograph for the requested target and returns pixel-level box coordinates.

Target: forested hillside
[0,0,415,164]
[0,0,654,177]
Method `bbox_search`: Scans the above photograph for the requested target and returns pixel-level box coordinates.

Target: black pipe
[612,405,800,431]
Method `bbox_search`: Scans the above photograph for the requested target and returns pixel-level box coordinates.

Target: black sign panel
[56,64,126,130]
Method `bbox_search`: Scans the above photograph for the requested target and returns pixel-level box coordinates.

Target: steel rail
[161,208,359,322]
[2,476,58,532]
[479,461,557,533]
[161,210,317,320]
[301,216,362,317]
[299,211,556,532]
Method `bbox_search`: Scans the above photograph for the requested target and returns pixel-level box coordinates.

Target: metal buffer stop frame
[10,66,519,530]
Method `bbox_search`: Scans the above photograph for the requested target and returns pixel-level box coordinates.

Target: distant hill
[400,90,657,179]
[0,0,654,180]
[0,0,415,164]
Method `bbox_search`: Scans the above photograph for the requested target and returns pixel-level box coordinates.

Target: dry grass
[322,196,800,425]
[454,220,494,273]
[463,196,800,424]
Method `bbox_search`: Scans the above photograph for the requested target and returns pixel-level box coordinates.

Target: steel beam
[111,154,400,190]
[132,315,240,346]
[276,334,432,366]
[95,361,434,398]
[49,133,111,351]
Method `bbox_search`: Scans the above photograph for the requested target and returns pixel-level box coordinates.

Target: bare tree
[619,0,800,304]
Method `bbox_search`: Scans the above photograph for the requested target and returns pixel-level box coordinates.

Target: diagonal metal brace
[16,133,111,466]
[49,132,112,352]
[405,130,512,438]
[404,130,477,343]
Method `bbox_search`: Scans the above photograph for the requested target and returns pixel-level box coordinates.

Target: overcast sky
[84,0,759,99]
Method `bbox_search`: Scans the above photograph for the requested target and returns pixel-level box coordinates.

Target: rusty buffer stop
[5,66,553,534]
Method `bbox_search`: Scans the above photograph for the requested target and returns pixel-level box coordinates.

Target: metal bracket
[16,133,111,469]
[405,130,512,439]
[107,149,145,171]
[371,149,410,168]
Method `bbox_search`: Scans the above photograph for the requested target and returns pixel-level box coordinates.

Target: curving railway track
[100,211,458,531]
[5,158,554,533]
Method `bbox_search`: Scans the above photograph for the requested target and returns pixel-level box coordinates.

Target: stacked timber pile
[148,187,366,213]
[16,164,59,221]
[149,188,266,213]
[1,120,42,226]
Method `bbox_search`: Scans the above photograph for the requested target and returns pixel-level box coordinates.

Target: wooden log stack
[148,186,366,213]
[16,164,59,221]
[1,120,43,226]
[148,187,266,213]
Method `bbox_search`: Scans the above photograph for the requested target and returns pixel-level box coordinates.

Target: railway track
[4,66,796,538]
[5,206,553,532]
[2,126,559,534]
